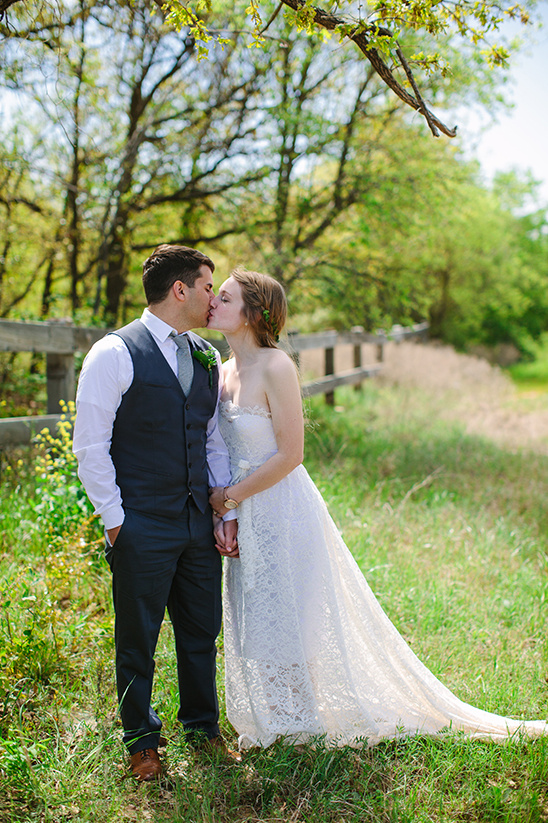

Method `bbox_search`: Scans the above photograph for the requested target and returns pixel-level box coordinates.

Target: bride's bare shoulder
[261,347,299,383]
[261,346,294,367]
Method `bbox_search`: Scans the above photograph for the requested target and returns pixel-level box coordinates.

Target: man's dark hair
[142,244,215,305]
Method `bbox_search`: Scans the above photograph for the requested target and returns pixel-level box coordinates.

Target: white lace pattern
[219,401,548,750]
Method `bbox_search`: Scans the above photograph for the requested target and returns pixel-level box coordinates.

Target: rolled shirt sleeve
[207,347,237,522]
[73,334,132,529]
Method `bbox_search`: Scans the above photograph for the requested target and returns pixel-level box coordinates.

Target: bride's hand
[213,516,239,558]
[221,519,239,557]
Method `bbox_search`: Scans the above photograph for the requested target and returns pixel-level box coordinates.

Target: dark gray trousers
[106,501,222,754]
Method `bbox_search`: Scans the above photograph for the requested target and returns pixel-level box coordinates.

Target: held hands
[213,516,239,558]
[211,485,239,556]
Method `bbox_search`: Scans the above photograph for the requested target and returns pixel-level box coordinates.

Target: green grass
[507,333,548,394]
[2,383,548,821]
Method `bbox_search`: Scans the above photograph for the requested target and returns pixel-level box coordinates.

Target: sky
[457,3,548,204]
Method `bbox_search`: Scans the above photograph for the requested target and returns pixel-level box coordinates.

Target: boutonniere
[193,346,217,388]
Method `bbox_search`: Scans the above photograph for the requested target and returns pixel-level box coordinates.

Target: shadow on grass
[117,735,548,823]
[3,732,548,823]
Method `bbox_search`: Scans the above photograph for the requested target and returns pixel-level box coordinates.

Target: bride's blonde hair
[231,268,287,348]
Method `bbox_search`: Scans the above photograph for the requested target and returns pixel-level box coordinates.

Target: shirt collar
[141,307,185,343]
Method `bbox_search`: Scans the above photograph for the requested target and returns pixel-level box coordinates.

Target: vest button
[186,423,191,429]
[185,403,190,410]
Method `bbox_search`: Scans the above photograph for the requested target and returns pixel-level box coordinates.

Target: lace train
[219,401,548,749]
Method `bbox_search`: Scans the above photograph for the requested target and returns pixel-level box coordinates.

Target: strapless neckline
[220,399,271,418]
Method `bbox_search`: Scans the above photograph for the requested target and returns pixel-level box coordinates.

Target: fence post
[287,330,300,370]
[46,353,75,413]
[324,345,335,406]
[376,333,385,363]
[352,326,363,392]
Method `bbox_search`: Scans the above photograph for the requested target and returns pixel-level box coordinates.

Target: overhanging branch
[279,0,457,138]
[0,0,19,18]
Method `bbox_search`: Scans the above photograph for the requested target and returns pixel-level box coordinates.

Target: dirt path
[300,340,548,454]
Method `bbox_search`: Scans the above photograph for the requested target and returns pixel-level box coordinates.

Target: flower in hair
[262,308,280,342]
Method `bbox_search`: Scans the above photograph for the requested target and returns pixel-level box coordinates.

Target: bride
[208,267,547,751]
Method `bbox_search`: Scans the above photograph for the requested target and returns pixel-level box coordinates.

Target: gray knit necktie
[170,331,194,396]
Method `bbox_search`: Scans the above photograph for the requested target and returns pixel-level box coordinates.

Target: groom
[73,244,239,781]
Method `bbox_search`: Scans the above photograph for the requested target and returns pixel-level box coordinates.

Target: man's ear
[173,280,186,302]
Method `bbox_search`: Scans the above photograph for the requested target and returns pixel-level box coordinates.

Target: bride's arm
[210,349,303,515]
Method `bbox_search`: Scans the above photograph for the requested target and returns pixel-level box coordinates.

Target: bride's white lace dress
[219,400,547,750]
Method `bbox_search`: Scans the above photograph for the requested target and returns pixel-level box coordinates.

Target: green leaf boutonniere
[193,346,217,388]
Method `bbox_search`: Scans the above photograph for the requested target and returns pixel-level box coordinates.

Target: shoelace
[139,749,154,760]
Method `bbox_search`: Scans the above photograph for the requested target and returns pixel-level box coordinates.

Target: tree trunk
[429,267,452,336]
[103,234,128,325]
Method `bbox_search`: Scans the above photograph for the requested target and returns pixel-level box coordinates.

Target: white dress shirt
[73,308,233,529]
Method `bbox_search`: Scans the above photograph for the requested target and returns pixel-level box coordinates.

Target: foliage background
[0,0,547,388]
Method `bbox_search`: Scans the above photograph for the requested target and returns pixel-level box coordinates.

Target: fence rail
[0,318,428,446]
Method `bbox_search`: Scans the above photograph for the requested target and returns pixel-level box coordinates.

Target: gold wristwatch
[223,487,239,510]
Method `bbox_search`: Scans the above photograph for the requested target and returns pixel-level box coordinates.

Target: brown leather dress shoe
[129,748,163,781]
[199,735,242,764]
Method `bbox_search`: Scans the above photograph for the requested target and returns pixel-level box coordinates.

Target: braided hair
[231,268,287,348]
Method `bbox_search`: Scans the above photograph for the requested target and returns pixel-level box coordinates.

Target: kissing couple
[74,244,547,782]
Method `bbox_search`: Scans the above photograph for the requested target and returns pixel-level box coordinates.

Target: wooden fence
[0,318,428,447]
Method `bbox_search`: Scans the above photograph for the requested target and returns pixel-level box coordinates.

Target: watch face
[224,498,238,509]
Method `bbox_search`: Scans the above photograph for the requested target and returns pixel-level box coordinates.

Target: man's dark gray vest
[109,320,219,517]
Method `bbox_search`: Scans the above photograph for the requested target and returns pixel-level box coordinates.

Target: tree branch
[0,0,19,19]
[260,1,284,34]
[0,195,43,213]
[395,45,442,138]
[131,223,267,251]
[279,0,457,138]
